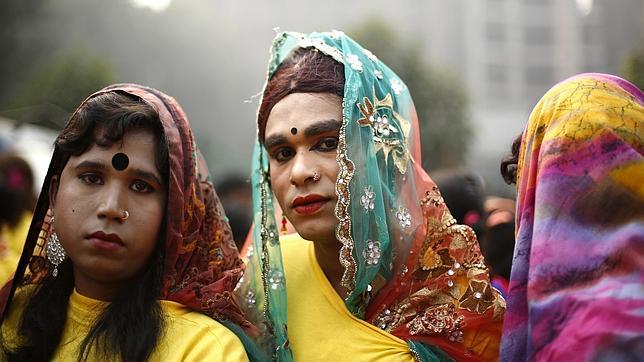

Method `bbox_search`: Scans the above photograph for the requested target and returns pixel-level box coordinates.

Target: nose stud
[313,171,321,182]
[121,210,129,220]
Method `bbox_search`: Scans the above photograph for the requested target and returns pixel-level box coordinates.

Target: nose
[289,150,317,186]
[96,182,128,223]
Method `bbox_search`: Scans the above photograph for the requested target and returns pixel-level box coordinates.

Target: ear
[49,175,60,209]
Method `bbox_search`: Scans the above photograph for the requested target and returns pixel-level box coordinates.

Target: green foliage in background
[0,0,117,130]
[3,51,116,129]
[622,44,644,91]
[349,19,471,171]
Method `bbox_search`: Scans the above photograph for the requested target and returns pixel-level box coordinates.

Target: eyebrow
[75,159,163,186]
[303,119,342,137]
[75,160,106,171]
[264,134,289,150]
[264,119,342,150]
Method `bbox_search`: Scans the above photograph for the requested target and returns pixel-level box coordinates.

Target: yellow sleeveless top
[281,233,415,361]
[2,287,248,361]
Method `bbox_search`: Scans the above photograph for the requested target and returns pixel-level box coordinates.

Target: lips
[291,194,330,215]
[87,231,124,251]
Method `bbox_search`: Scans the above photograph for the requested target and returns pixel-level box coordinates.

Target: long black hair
[2,91,169,362]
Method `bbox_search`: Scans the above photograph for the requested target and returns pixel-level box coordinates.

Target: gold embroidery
[356,91,411,174]
[335,107,357,291]
[406,304,464,342]
[459,280,496,314]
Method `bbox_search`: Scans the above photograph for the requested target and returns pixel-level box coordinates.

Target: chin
[293,221,336,243]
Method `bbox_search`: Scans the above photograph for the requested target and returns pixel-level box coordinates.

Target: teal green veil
[237,31,504,361]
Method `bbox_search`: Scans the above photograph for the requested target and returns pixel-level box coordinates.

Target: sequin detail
[346,54,364,72]
[245,290,257,307]
[360,186,376,212]
[268,269,285,290]
[363,240,381,266]
[406,304,464,343]
[362,48,378,62]
[390,78,404,94]
[396,206,412,229]
[356,94,411,174]
[335,107,357,291]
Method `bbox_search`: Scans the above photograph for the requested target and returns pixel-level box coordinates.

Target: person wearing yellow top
[238,31,504,361]
[0,85,251,361]
[0,211,30,285]
[280,233,414,361]
[0,154,37,285]
[2,287,247,361]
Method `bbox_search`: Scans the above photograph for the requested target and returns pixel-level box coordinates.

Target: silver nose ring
[121,210,129,220]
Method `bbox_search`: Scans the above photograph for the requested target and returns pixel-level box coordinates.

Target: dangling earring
[46,216,66,277]
[281,214,288,235]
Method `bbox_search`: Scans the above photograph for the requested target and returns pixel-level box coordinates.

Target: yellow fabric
[2,287,248,361]
[280,234,414,361]
[0,212,31,285]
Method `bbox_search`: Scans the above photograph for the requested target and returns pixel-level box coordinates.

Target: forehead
[265,93,342,136]
[71,129,157,166]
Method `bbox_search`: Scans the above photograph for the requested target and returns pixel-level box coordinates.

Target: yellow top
[2,287,249,361]
[0,212,31,285]
[281,234,415,361]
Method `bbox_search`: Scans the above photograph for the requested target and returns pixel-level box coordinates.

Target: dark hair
[3,91,169,362]
[481,221,515,280]
[500,133,522,185]
[257,47,345,141]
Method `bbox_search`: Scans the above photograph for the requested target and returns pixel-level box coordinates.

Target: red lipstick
[87,231,124,251]
[291,194,330,215]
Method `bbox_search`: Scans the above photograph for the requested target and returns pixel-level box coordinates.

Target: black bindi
[290,127,298,135]
[112,153,129,171]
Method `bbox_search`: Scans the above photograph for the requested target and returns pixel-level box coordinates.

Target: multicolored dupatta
[0,84,253,334]
[500,74,644,360]
[238,31,504,361]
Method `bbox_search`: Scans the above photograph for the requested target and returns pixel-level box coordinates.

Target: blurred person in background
[0,84,251,361]
[0,185,19,284]
[431,169,487,240]
[499,74,644,361]
[216,174,253,249]
[480,197,515,298]
[237,31,504,361]
[0,154,36,284]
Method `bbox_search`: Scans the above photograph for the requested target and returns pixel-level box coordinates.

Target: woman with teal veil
[237,31,504,361]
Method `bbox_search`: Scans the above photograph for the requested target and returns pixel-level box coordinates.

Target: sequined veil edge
[239,31,505,362]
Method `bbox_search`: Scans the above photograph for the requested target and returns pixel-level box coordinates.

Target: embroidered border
[335,101,357,291]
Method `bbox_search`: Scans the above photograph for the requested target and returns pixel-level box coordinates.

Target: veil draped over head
[0,84,253,334]
[239,31,504,361]
[500,74,644,361]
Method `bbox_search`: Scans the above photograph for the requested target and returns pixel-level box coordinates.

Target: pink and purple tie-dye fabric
[500,73,644,361]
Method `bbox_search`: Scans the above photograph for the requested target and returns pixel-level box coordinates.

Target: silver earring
[313,171,321,182]
[46,217,66,277]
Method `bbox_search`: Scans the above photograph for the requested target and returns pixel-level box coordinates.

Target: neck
[73,271,124,301]
[312,238,348,298]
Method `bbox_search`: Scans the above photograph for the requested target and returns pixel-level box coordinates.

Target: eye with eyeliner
[271,147,295,163]
[79,173,103,185]
[131,180,155,193]
[78,171,156,194]
[312,137,339,152]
